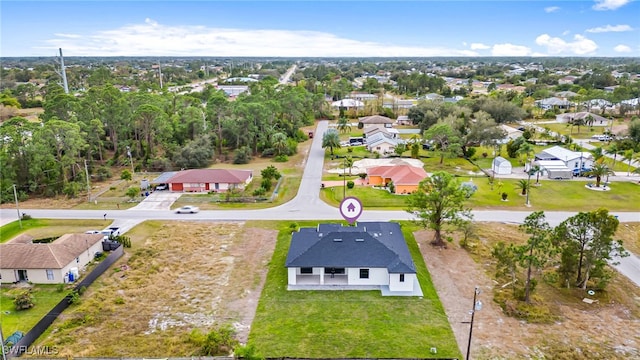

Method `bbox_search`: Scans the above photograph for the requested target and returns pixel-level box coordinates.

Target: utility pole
[464,286,482,360]
[13,184,22,229]
[84,159,91,202]
[158,61,163,89]
[56,48,69,94]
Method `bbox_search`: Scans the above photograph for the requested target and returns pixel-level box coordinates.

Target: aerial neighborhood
[1,1,640,358]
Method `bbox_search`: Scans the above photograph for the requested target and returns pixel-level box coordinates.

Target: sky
[1,0,639,57]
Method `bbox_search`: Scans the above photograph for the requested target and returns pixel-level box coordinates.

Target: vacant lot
[34,221,277,357]
[420,223,640,359]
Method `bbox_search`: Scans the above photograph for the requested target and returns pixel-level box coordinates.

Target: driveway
[130,191,182,211]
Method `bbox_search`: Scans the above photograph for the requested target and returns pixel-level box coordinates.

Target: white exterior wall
[287,267,297,285]
[0,269,18,283]
[389,273,416,292]
[369,142,395,155]
[347,267,388,286]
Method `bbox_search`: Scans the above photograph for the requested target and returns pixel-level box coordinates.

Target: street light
[464,286,482,360]
[525,168,534,207]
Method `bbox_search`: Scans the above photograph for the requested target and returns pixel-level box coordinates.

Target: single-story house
[498,125,523,143]
[535,146,593,171]
[366,165,428,194]
[331,99,364,109]
[423,93,444,102]
[557,112,609,127]
[364,126,399,140]
[0,233,104,284]
[535,97,571,110]
[492,156,512,175]
[347,93,378,101]
[358,115,394,129]
[396,115,412,125]
[365,132,400,155]
[155,169,253,192]
[285,222,422,296]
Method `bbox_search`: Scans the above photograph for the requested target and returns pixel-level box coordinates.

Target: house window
[324,267,345,275]
[359,269,369,279]
[46,269,54,280]
[399,274,405,282]
[76,257,80,263]
[300,267,313,274]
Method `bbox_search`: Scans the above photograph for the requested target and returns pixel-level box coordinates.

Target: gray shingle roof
[285,222,415,274]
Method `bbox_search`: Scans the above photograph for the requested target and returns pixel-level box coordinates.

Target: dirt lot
[416,225,640,359]
[37,221,277,357]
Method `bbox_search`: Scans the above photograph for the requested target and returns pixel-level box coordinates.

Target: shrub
[501,192,508,200]
[347,147,353,153]
[346,180,355,189]
[482,152,488,158]
[120,169,132,181]
[234,343,263,360]
[358,173,367,179]
[233,146,252,164]
[274,154,288,162]
[114,297,125,305]
[252,187,266,196]
[260,178,272,191]
[14,290,35,310]
[95,166,112,181]
[189,325,239,356]
[111,235,132,248]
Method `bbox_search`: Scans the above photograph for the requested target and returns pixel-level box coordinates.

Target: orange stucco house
[366,165,428,194]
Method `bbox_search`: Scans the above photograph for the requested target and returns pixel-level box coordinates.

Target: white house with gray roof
[285,222,421,296]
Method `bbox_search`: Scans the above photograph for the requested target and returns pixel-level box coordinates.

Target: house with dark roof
[0,233,104,284]
[153,169,253,192]
[285,222,422,296]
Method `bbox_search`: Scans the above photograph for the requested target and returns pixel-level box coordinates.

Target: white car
[176,205,200,214]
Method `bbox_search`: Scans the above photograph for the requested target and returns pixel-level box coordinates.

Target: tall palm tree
[322,128,341,155]
[589,147,605,164]
[337,117,351,134]
[606,143,622,169]
[344,156,354,175]
[517,142,534,165]
[622,150,636,176]
[586,163,613,188]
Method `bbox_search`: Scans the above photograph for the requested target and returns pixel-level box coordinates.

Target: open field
[320,179,640,211]
[32,221,277,357]
[0,219,107,243]
[249,222,461,358]
[419,222,640,359]
[0,285,68,336]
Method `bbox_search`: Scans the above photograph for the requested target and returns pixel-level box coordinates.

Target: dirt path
[415,229,640,359]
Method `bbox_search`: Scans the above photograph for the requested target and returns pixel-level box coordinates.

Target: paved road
[1,119,639,284]
[279,64,297,85]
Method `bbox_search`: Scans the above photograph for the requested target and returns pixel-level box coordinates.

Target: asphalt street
[1,119,638,285]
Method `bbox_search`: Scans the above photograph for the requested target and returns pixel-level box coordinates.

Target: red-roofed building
[164,169,253,192]
[366,165,428,194]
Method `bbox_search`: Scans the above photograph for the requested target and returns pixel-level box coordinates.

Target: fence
[8,245,124,357]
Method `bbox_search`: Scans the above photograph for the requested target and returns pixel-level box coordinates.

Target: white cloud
[544,6,560,13]
[592,0,630,10]
[535,34,598,55]
[586,24,633,33]
[491,43,532,56]
[614,44,632,52]
[37,19,480,57]
[470,43,490,50]
[562,30,571,36]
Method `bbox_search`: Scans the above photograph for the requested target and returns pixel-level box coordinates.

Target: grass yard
[0,219,106,243]
[0,284,69,335]
[534,122,608,137]
[469,178,640,211]
[319,177,640,212]
[249,221,461,358]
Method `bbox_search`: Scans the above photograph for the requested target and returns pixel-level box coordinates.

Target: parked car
[155,184,168,191]
[85,230,101,234]
[176,205,200,214]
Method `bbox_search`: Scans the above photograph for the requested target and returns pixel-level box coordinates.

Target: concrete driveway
[130,191,182,211]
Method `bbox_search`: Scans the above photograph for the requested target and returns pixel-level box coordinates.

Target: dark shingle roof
[285,222,415,273]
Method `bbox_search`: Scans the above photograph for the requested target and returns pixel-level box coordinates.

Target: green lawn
[0,219,107,243]
[320,178,640,212]
[0,284,68,335]
[249,222,461,359]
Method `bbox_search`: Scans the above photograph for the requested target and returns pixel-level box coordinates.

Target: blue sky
[1,0,638,57]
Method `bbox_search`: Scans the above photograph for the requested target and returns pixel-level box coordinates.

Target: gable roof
[166,169,252,184]
[358,115,394,124]
[367,165,428,185]
[0,234,103,269]
[559,112,608,123]
[539,146,592,162]
[285,222,415,274]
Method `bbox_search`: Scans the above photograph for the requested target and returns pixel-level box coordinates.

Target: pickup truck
[101,227,120,240]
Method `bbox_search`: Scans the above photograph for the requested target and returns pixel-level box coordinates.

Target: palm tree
[516,142,534,165]
[606,143,622,169]
[337,117,351,134]
[322,128,341,156]
[586,163,613,187]
[622,150,636,176]
[590,147,605,164]
[271,132,288,156]
[516,179,530,196]
[344,156,354,175]
[531,165,542,185]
